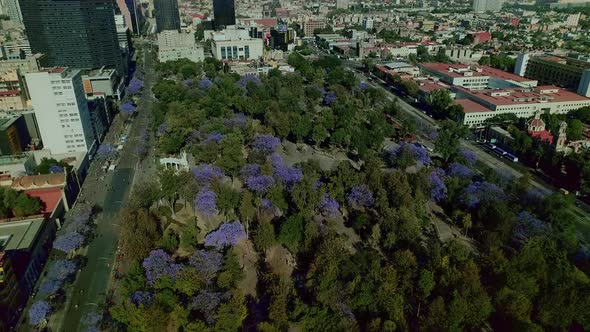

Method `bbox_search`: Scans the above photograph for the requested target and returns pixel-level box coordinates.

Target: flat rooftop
[419,63,488,78]
[458,85,590,106]
[455,98,491,113]
[0,217,45,251]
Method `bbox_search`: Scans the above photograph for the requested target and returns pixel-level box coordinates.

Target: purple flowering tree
[49,165,64,173]
[461,181,507,208]
[359,82,368,91]
[199,78,213,90]
[347,185,375,208]
[28,301,50,326]
[512,211,551,242]
[459,148,477,166]
[236,75,261,89]
[130,291,154,306]
[156,123,168,138]
[323,91,337,105]
[186,130,201,146]
[252,134,281,154]
[82,312,102,326]
[195,190,218,216]
[39,279,62,296]
[203,132,225,144]
[317,194,340,217]
[127,78,144,95]
[121,101,137,116]
[190,290,223,325]
[47,259,77,280]
[189,250,223,283]
[245,175,275,194]
[446,162,475,179]
[269,154,303,188]
[53,232,85,253]
[183,79,194,88]
[224,113,247,128]
[204,221,247,248]
[239,164,261,180]
[192,164,225,186]
[429,169,448,202]
[96,144,118,160]
[260,199,274,210]
[389,142,431,166]
[142,249,181,285]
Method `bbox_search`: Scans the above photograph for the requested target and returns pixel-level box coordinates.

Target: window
[245,45,250,59]
[232,46,238,59]
[221,46,226,59]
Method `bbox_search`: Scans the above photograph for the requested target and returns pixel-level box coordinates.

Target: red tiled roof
[529,130,554,144]
[24,188,62,217]
[419,63,488,78]
[479,66,534,83]
[455,99,491,113]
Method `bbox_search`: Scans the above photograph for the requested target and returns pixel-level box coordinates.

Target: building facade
[473,0,504,12]
[158,30,205,63]
[0,114,30,156]
[20,0,124,75]
[457,86,590,128]
[1,0,23,24]
[211,29,264,61]
[213,0,236,29]
[154,0,180,32]
[25,68,95,154]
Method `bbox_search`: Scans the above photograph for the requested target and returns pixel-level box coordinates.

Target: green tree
[160,228,179,253]
[400,80,419,98]
[253,220,276,252]
[173,267,204,296]
[428,89,453,116]
[567,119,584,141]
[180,221,199,251]
[278,214,305,253]
[435,120,469,163]
[215,133,245,177]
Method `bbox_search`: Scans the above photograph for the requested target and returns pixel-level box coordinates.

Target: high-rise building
[213,0,236,29]
[336,0,349,10]
[116,0,143,35]
[154,0,180,32]
[20,0,124,75]
[158,30,205,63]
[473,0,504,12]
[25,68,96,155]
[2,0,23,24]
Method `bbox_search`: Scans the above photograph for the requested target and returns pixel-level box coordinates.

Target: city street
[38,40,158,332]
[349,66,590,241]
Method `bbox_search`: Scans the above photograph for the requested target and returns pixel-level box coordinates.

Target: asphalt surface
[45,39,157,332]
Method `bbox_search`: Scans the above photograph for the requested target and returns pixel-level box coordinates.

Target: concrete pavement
[22,41,159,332]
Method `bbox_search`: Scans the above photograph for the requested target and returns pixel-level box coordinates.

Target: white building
[456,86,590,128]
[158,30,205,63]
[1,0,22,24]
[25,68,95,155]
[210,28,264,61]
[473,0,503,12]
[336,0,349,9]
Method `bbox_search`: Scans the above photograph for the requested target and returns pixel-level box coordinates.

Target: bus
[503,153,519,162]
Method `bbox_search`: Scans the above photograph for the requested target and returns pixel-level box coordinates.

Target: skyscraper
[20,0,124,74]
[154,0,180,32]
[25,67,96,154]
[213,0,236,29]
[473,0,504,12]
[2,0,23,24]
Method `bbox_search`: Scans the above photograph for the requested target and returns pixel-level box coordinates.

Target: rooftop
[11,173,66,190]
[456,99,492,113]
[458,85,590,106]
[0,217,45,251]
[0,115,19,130]
[419,63,489,78]
[24,188,62,218]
